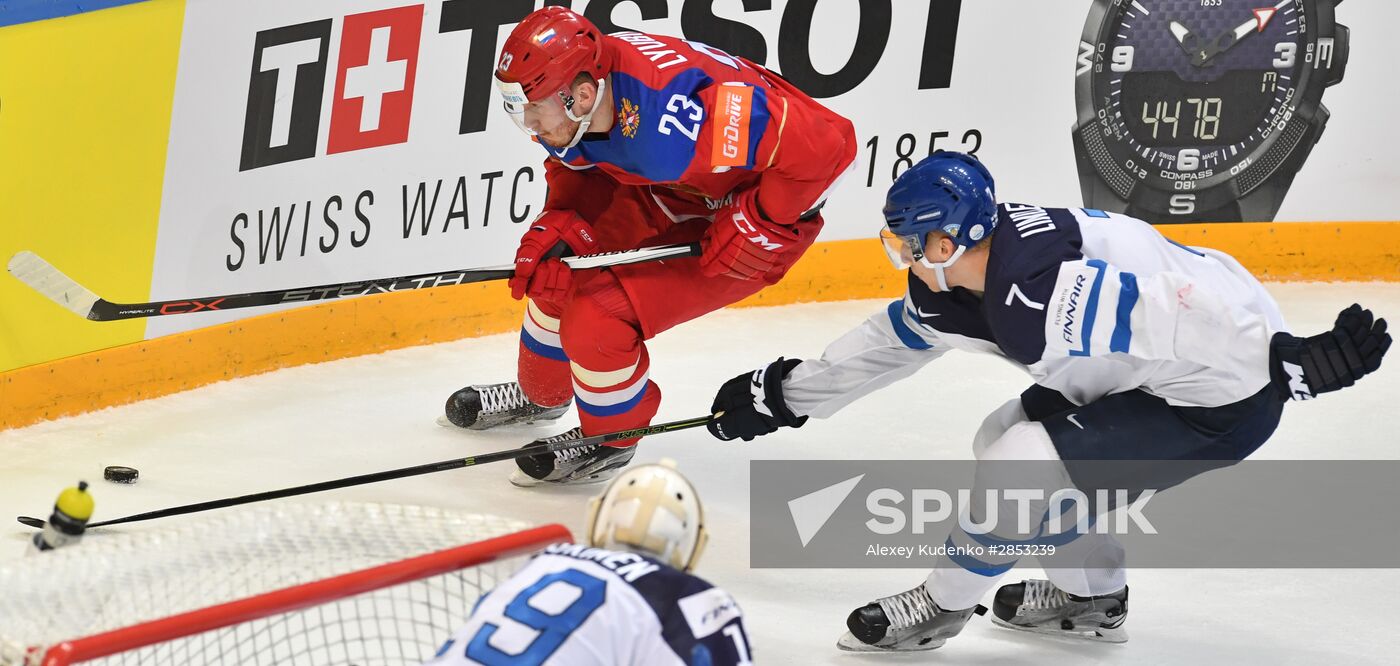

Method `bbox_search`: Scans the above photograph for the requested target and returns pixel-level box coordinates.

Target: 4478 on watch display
[1072,0,1348,223]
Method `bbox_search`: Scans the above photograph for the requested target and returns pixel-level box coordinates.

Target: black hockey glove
[1270,303,1391,401]
[708,358,808,441]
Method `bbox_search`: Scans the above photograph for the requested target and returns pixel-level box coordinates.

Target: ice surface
[3,284,1398,664]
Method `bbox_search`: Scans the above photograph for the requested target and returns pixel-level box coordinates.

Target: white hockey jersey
[426,543,752,666]
[784,204,1288,416]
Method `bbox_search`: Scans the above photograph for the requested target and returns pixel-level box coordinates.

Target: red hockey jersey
[538,31,857,233]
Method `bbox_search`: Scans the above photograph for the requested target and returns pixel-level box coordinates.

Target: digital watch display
[1072,0,1348,222]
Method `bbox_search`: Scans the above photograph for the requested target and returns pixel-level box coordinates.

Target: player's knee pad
[559,273,643,370]
[980,421,1060,464]
[973,399,1029,460]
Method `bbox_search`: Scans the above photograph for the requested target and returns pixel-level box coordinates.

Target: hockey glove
[509,210,600,303]
[700,189,801,281]
[1270,303,1391,400]
[708,357,808,441]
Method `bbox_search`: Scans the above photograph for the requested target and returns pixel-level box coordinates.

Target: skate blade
[508,469,615,488]
[835,631,946,652]
[990,616,1128,643]
[436,412,569,431]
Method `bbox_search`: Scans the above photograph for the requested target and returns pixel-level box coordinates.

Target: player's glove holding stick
[509,210,600,304]
[700,189,802,281]
[1270,303,1391,400]
[708,358,807,441]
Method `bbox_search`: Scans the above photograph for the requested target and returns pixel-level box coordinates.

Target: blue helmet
[879,151,997,290]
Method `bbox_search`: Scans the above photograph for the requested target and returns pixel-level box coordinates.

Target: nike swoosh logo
[914,307,941,319]
[1067,414,1084,429]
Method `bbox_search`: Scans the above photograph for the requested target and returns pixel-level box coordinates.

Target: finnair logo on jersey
[1061,273,1088,343]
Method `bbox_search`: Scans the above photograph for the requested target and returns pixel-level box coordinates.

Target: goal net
[0,502,569,665]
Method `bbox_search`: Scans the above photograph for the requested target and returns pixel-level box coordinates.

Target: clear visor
[495,78,580,140]
[879,228,926,269]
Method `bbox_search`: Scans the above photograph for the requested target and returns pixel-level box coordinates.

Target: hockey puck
[103,466,139,484]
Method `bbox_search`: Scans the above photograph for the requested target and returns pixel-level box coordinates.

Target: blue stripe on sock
[945,537,1018,577]
[576,383,650,417]
[521,329,568,362]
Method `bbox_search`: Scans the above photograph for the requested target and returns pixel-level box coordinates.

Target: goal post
[0,503,571,666]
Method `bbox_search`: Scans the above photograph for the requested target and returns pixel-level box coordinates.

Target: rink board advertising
[144,0,1395,340]
[751,460,1400,568]
[1,0,1395,373]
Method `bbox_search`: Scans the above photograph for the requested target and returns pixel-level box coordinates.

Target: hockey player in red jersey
[441,7,857,486]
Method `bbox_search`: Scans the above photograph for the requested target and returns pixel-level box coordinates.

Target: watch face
[1075,0,1344,220]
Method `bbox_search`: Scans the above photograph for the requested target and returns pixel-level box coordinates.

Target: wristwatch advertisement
[1073,0,1349,223]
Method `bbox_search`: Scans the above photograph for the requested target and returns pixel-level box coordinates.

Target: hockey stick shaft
[15,413,716,530]
[7,243,701,321]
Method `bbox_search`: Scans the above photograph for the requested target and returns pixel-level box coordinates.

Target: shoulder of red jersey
[543,32,778,183]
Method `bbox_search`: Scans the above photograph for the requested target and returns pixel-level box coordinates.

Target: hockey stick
[7,243,701,321]
[15,413,717,530]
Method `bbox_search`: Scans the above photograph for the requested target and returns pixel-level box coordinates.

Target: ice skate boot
[509,428,637,487]
[991,579,1128,643]
[440,382,569,430]
[836,583,986,652]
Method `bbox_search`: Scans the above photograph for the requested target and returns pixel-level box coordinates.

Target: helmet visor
[879,228,926,270]
[495,78,577,140]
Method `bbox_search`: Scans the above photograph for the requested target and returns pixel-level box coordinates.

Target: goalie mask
[495,7,611,149]
[586,459,709,573]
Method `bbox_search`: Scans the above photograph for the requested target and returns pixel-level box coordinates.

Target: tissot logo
[240,6,424,171]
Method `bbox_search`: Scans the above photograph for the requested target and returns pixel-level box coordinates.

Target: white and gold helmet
[585,459,708,572]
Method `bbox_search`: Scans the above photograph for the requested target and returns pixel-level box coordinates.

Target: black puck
[103,466,139,484]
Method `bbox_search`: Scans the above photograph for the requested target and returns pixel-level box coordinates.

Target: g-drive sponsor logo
[787,474,1156,551]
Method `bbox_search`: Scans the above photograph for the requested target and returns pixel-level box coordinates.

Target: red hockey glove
[509,210,600,302]
[700,190,801,281]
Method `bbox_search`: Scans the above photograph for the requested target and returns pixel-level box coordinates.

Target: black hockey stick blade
[14,412,717,530]
[8,243,701,321]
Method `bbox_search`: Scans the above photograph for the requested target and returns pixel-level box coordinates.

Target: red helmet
[496,7,610,103]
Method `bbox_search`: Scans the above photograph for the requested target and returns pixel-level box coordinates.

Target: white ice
[3,284,1398,664]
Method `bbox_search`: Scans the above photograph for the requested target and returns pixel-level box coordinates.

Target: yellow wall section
[1,221,1397,431]
[0,0,184,372]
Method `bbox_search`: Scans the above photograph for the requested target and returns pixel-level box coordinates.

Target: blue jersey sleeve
[632,566,752,665]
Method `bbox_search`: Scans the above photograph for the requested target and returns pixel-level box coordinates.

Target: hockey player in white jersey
[705,151,1391,652]
[427,460,752,665]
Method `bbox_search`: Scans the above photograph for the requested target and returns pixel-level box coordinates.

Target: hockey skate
[836,583,986,652]
[990,580,1128,643]
[509,427,637,487]
[439,382,570,430]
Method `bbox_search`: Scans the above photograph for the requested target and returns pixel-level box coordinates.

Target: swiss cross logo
[240,5,424,171]
[328,6,422,154]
